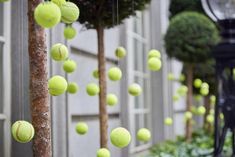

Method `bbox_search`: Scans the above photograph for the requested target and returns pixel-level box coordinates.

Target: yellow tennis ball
[167,73,175,81]
[179,74,185,82]
[206,115,214,123]
[201,82,209,89]
[51,0,66,6]
[200,87,209,96]
[128,83,142,96]
[106,94,118,106]
[137,128,151,142]
[108,67,122,81]
[11,121,35,143]
[97,148,110,157]
[148,49,161,59]
[60,2,80,24]
[63,59,77,73]
[75,122,88,135]
[184,111,193,120]
[148,58,162,71]
[86,83,100,96]
[210,95,216,105]
[164,117,173,126]
[0,0,9,2]
[194,95,202,101]
[172,95,179,102]
[177,85,188,96]
[34,2,61,28]
[220,113,224,120]
[67,82,79,94]
[209,109,215,115]
[110,127,131,148]
[115,47,126,59]
[93,69,99,79]
[194,78,202,88]
[64,25,77,40]
[50,43,69,61]
[48,75,68,96]
[197,106,206,115]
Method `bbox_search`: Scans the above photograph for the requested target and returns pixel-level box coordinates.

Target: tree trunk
[28,0,51,156]
[186,64,193,141]
[96,26,108,148]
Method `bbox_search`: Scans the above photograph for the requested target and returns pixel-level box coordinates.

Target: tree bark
[96,26,108,148]
[28,0,51,156]
[186,64,193,141]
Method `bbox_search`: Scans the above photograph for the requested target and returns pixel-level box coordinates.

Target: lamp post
[201,0,235,156]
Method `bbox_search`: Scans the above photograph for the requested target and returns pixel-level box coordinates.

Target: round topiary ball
[165,12,219,63]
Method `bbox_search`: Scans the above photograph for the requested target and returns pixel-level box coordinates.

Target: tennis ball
[220,113,224,120]
[128,83,142,96]
[75,122,88,135]
[172,95,179,102]
[0,0,9,2]
[197,106,206,115]
[51,0,66,6]
[115,47,126,59]
[201,82,209,89]
[48,75,67,96]
[184,111,192,120]
[191,106,198,115]
[200,87,209,96]
[206,115,214,123]
[177,85,188,96]
[148,58,162,71]
[34,2,61,28]
[108,67,122,81]
[148,49,161,59]
[63,59,77,73]
[110,127,131,148]
[209,109,215,115]
[50,43,69,61]
[106,94,118,106]
[194,95,202,101]
[93,69,99,79]
[137,128,151,142]
[97,148,110,157]
[64,25,77,40]
[60,2,80,24]
[179,74,185,82]
[193,78,202,88]
[86,83,100,96]
[164,117,173,126]
[11,121,35,143]
[210,95,216,105]
[167,73,175,81]
[67,82,79,94]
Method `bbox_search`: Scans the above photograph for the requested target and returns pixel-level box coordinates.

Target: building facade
[0,0,187,157]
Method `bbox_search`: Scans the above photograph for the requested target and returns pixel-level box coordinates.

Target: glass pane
[0,120,4,157]
[0,3,3,36]
[133,39,147,73]
[0,43,2,113]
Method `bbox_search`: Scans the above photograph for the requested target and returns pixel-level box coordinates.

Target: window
[127,11,152,153]
[0,2,11,157]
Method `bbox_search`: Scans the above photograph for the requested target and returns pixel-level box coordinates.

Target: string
[21,0,24,120]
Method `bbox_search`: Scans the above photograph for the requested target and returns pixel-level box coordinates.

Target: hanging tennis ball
[148,58,162,71]
[115,47,126,59]
[210,95,216,105]
[167,73,175,81]
[200,87,209,96]
[67,82,79,94]
[177,85,188,96]
[86,83,100,96]
[184,111,193,120]
[137,128,151,142]
[11,121,35,143]
[128,83,142,96]
[63,59,77,73]
[93,69,99,79]
[51,0,66,6]
[206,115,214,123]
[148,49,161,59]
[194,95,202,101]
[60,2,80,24]
[191,106,198,115]
[0,0,9,2]
[110,127,131,148]
[193,78,202,88]
[164,117,173,126]
[209,109,215,115]
[201,82,209,89]
[50,43,69,61]
[97,148,110,157]
[197,106,206,115]
[75,122,88,135]
[106,94,118,106]
[64,25,77,40]
[220,113,224,120]
[179,74,185,82]
[172,95,179,102]
[48,75,67,96]
[108,67,122,81]
[34,2,61,28]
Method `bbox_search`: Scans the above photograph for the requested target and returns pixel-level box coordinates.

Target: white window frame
[126,10,152,154]
[0,2,11,157]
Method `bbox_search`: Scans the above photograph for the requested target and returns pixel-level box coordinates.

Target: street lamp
[201,0,235,157]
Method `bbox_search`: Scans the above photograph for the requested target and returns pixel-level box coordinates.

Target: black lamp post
[201,0,235,157]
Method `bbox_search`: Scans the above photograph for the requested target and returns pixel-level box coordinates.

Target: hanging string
[21,0,24,120]
[116,0,119,25]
